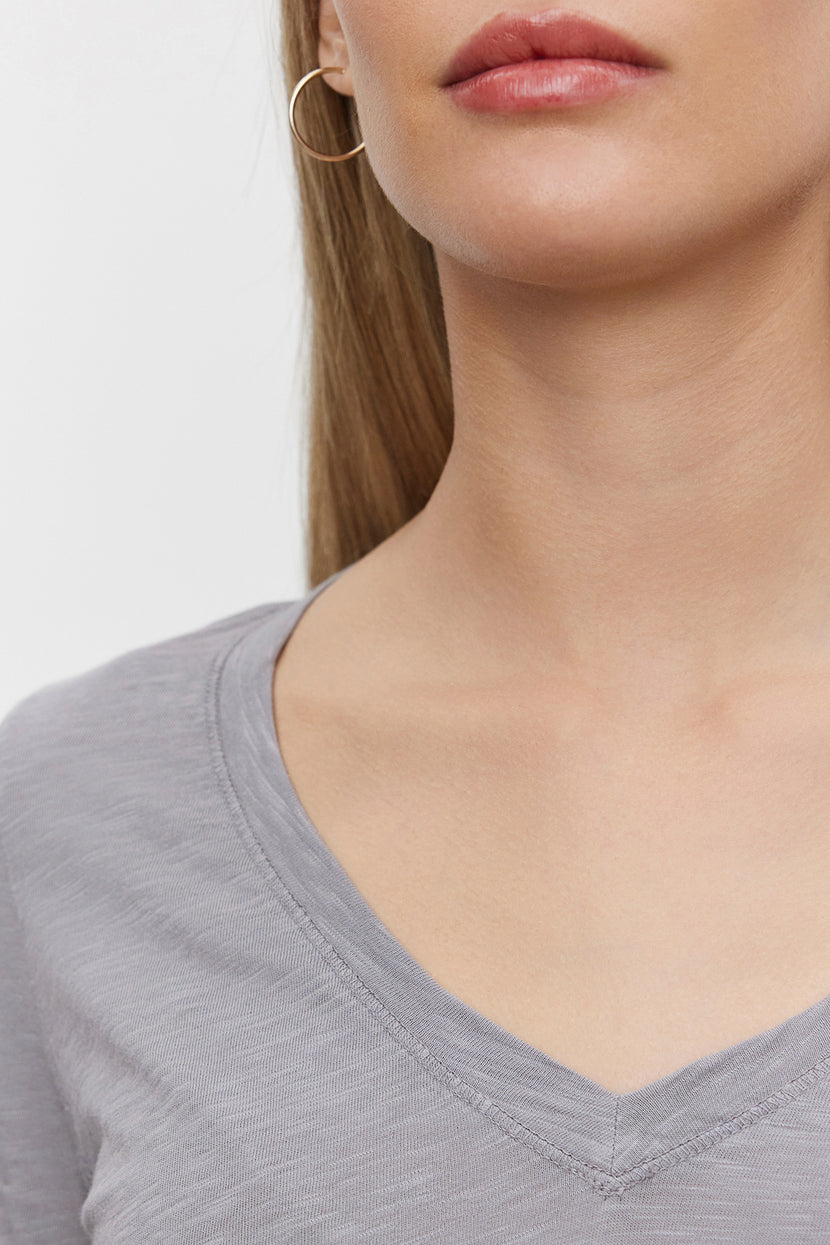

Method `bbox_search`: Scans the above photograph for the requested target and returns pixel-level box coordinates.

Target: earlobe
[317,0,356,96]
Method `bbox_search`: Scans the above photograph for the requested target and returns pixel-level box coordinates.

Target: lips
[440,8,665,88]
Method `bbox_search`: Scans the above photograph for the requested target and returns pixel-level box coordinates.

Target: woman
[3,0,830,1238]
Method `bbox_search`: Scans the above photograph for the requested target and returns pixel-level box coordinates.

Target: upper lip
[440,8,665,87]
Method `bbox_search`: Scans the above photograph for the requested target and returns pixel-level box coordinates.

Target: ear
[317,0,355,96]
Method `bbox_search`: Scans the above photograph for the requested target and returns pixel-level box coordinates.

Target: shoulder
[2,600,279,757]
[0,600,289,865]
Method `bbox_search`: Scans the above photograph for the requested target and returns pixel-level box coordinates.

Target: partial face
[317,3,830,288]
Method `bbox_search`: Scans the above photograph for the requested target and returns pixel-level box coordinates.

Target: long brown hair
[277,0,454,589]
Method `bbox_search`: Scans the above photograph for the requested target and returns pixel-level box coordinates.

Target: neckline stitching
[204,608,830,1196]
[612,1057,830,1188]
[204,621,615,1191]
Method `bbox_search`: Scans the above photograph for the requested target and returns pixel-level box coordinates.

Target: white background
[0,0,312,720]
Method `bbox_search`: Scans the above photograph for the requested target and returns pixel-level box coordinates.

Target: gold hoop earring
[289,66,365,163]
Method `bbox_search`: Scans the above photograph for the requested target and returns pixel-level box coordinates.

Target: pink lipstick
[441,9,666,113]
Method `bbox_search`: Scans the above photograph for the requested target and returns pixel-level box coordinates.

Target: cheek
[694,19,830,210]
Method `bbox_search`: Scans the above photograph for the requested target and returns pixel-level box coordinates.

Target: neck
[401,197,830,701]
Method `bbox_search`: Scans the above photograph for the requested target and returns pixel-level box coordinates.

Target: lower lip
[446,58,660,112]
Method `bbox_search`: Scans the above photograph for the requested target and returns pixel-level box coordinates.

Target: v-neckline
[212,566,830,1196]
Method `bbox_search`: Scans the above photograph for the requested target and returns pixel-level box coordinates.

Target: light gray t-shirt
[3,565,830,1243]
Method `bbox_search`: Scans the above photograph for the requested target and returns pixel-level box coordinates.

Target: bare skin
[273,0,830,1094]
[274,534,830,1096]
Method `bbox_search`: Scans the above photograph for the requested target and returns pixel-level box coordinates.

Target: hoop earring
[289,66,366,163]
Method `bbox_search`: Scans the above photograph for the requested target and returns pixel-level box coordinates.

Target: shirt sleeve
[0,790,89,1243]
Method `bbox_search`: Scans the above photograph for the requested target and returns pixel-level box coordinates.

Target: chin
[434,210,681,289]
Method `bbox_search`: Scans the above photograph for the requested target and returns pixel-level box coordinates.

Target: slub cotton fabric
[3,566,830,1244]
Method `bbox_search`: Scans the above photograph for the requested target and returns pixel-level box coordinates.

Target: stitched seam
[206,619,830,1197]
[598,1059,830,1196]
[609,1094,620,1177]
